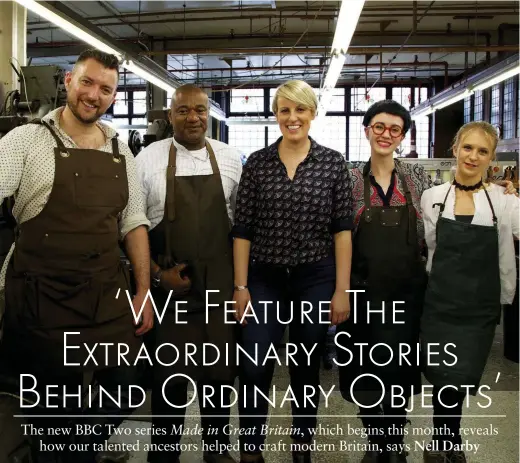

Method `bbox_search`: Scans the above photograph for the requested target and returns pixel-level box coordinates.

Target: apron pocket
[74,175,126,209]
[92,265,133,323]
[35,276,94,328]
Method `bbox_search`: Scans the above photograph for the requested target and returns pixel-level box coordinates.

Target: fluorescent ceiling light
[123,60,174,93]
[15,0,227,122]
[411,89,471,119]
[318,0,365,117]
[434,89,472,111]
[323,55,345,90]
[472,66,520,92]
[317,55,345,114]
[411,55,518,118]
[332,0,365,55]
[15,0,121,58]
[225,117,278,126]
[411,106,435,120]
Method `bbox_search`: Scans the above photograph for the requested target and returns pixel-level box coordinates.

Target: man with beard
[136,84,242,463]
[0,49,153,463]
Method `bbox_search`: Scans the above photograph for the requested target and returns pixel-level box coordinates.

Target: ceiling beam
[145,45,518,56]
[26,9,519,29]
[28,43,517,59]
[26,3,518,24]
[28,33,503,58]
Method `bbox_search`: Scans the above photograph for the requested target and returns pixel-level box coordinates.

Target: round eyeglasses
[369,122,403,138]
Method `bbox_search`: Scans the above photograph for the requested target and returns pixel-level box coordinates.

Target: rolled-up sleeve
[0,126,28,202]
[231,159,257,241]
[118,142,151,239]
[331,158,354,234]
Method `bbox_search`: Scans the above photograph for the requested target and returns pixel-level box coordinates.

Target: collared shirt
[421,182,520,305]
[0,107,150,290]
[349,159,432,245]
[231,137,354,266]
[135,137,243,230]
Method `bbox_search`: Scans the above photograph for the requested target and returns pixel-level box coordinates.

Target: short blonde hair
[452,121,499,160]
[272,80,318,114]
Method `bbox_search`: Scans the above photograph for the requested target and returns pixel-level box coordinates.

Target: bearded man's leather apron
[2,121,141,372]
[148,141,236,384]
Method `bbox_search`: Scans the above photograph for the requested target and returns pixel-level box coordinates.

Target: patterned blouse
[348,159,433,245]
[231,137,354,266]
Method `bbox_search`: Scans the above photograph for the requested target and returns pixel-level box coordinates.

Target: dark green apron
[2,120,140,372]
[148,140,236,383]
[421,185,501,393]
[338,161,426,404]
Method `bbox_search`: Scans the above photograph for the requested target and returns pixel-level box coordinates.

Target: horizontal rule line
[12,414,508,418]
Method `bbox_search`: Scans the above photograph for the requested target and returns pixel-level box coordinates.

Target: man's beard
[67,96,103,124]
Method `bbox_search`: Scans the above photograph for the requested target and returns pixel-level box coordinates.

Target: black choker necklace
[453,179,483,191]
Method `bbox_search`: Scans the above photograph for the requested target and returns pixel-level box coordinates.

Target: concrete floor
[108,324,519,463]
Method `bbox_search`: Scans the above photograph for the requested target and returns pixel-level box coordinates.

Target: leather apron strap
[33,119,122,162]
[163,140,219,268]
[162,142,177,268]
[435,183,498,226]
[395,163,416,246]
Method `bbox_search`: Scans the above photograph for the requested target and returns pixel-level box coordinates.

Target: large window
[133,91,147,115]
[518,78,520,139]
[348,116,371,161]
[110,90,148,146]
[230,88,264,114]
[228,124,265,158]
[267,125,282,146]
[311,116,347,154]
[415,117,430,158]
[351,87,386,112]
[413,87,428,106]
[267,117,347,154]
[464,96,472,124]
[393,87,428,109]
[490,84,500,126]
[474,90,484,121]
[392,87,412,109]
[227,86,431,161]
[114,91,129,115]
[503,78,515,139]
[315,88,345,113]
[395,117,430,159]
[269,87,345,114]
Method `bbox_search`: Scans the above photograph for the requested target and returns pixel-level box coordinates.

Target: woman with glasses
[337,100,431,463]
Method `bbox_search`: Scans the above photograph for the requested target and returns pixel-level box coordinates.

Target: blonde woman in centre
[231,80,355,463]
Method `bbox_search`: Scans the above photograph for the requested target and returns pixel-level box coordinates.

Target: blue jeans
[238,254,336,453]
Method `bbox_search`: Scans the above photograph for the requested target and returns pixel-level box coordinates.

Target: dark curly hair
[362,99,412,134]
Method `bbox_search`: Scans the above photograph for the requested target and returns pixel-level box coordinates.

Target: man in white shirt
[136,85,242,463]
[0,49,153,462]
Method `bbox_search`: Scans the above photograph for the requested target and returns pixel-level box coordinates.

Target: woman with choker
[420,121,519,463]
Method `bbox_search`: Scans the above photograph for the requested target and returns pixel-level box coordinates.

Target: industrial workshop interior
[0,1,519,463]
